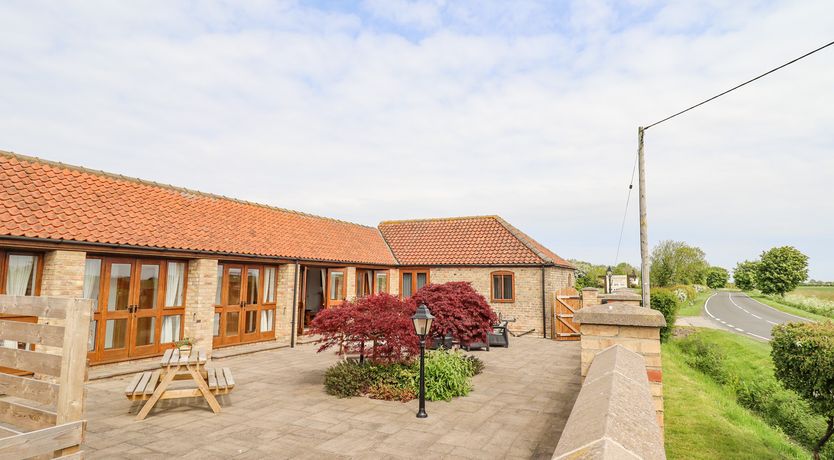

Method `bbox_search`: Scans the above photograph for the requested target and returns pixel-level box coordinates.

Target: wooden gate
[553,287,582,341]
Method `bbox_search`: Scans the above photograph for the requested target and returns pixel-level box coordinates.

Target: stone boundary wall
[552,345,666,460]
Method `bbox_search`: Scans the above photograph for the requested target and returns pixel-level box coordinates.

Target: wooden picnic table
[125,348,235,420]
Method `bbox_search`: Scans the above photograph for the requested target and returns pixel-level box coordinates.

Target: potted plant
[174,337,195,354]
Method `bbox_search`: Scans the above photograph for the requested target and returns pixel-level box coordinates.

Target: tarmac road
[702,290,811,341]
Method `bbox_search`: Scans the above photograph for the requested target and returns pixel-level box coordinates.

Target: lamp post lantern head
[411,304,434,338]
[606,266,613,277]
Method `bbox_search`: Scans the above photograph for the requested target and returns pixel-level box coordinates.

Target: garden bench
[127,349,235,420]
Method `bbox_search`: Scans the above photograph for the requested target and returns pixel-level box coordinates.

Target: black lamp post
[411,303,434,419]
[606,266,613,293]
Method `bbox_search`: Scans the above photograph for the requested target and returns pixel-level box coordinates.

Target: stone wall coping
[553,345,666,460]
[600,291,642,301]
[581,287,600,291]
[574,303,666,328]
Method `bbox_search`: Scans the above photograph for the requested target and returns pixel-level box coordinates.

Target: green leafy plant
[174,337,195,350]
[462,355,485,376]
[771,322,834,459]
[650,289,679,342]
[323,360,374,398]
[422,349,474,401]
[675,334,729,383]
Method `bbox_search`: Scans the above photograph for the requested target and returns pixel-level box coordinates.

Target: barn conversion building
[0,151,574,365]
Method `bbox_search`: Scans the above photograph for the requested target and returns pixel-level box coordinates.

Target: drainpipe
[541,267,547,338]
[291,261,300,348]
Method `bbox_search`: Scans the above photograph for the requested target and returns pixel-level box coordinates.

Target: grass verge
[677,290,713,317]
[744,293,831,322]
[664,340,809,459]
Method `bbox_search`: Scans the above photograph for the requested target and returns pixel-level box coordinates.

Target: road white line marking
[747,332,771,341]
[735,327,744,332]
[767,320,778,325]
[738,292,813,322]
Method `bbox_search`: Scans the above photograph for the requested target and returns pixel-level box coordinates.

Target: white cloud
[0,0,832,278]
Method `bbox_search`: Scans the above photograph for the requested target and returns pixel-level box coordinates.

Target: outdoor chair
[488,320,510,348]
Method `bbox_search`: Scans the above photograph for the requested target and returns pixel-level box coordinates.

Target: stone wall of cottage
[275,263,299,343]
[184,258,218,354]
[38,250,87,357]
[428,266,573,336]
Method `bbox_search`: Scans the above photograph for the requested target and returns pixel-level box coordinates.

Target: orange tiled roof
[0,151,397,265]
[378,216,573,267]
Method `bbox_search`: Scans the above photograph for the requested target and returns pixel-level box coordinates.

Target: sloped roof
[0,151,397,265]
[378,216,573,267]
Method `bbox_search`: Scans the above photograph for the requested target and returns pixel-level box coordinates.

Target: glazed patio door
[217,264,245,346]
[99,259,133,361]
[130,260,163,357]
[241,266,261,343]
[326,268,346,308]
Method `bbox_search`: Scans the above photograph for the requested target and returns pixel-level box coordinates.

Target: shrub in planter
[650,289,679,342]
[409,282,498,347]
[323,361,373,398]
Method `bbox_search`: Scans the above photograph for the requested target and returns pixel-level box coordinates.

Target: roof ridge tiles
[0,149,375,229]
[379,215,500,225]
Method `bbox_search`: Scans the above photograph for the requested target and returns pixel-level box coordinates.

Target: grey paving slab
[83,336,580,459]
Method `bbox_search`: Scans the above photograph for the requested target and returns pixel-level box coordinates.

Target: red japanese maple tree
[310,293,419,363]
[408,282,498,347]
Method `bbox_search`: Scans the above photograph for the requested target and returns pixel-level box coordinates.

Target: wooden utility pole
[638,126,650,309]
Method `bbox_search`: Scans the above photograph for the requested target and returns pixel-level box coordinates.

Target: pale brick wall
[38,250,87,358]
[345,266,357,301]
[40,250,86,298]
[275,263,299,343]
[544,266,574,337]
[428,266,573,336]
[184,258,218,355]
[387,268,399,296]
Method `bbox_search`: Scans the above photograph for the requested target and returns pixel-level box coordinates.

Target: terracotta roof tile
[379,216,572,267]
[0,151,396,265]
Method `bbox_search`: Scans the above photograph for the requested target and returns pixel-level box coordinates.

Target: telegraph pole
[638,127,650,309]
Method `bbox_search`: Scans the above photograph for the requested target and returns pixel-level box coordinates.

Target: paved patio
[83,337,581,459]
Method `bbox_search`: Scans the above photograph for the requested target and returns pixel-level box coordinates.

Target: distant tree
[570,259,605,289]
[706,267,729,289]
[756,246,809,296]
[613,262,639,276]
[733,260,759,291]
[650,240,710,287]
[771,322,834,459]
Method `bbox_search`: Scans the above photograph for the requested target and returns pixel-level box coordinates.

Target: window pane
[376,272,388,294]
[264,267,276,303]
[215,264,223,305]
[260,309,274,332]
[165,262,185,307]
[247,268,260,304]
[493,275,502,299]
[88,319,97,351]
[137,264,159,310]
[161,315,181,343]
[135,317,155,346]
[329,271,344,300]
[503,275,513,300]
[107,264,132,311]
[83,259,101,301]
[6,254,37,296]
[226,268,242,305]
[104,319,127,349]
[244,310,257,334]
[416,273,427,290]
[226,311,239,336]
[213,312,221,337]
[402,273,412,297]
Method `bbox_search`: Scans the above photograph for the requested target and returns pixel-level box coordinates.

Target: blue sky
[0,1,832,279]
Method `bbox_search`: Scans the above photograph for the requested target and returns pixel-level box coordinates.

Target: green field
[792,286,834,301]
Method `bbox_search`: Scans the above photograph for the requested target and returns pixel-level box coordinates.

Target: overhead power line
[645,39,834,129]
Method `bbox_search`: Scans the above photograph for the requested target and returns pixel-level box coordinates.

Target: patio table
[129,348,231,420]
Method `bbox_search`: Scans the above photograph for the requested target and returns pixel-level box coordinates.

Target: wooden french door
[96,258,166,362]
[326,268,346,308]
[214,264,276,347]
